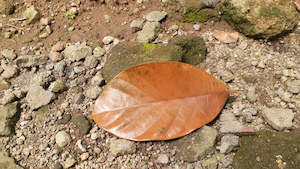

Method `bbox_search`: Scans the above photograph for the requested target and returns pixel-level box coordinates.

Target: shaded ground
[0,0,299,169]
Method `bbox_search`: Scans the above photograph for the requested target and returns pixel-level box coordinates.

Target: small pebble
[55,131,71,147]
[193,24,200,31]
[102,36,114,45]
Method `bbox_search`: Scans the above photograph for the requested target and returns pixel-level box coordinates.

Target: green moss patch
[103,42,183,82]
[233,130,300,169]
[183,8,220,23]
[142,43,156,52]
[169,36,207,65]
[259,5,286,18]
[221,0,256,37]
[221,0,299,39]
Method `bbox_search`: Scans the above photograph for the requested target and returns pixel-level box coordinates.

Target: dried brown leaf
[213,30,239,43]
[92,62,230,141]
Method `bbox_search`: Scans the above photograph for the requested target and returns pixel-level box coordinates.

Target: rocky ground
[0,0,299,169]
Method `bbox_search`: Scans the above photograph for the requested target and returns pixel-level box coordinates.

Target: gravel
[0,1,299,168]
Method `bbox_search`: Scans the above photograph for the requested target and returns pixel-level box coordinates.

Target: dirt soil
[0,0,300,169]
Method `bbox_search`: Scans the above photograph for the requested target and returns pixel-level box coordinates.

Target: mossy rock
[183,8,220,22]
[169,36,207,65]
[0,102,21,136]
[0,151,23,169]
[220,0,299,39]
[103,42,183,82]
[163,0,220,22]
[233,130,300,169]
[163,0,206,13]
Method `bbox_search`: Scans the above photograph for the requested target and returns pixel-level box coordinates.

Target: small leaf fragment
[213,30,239,43]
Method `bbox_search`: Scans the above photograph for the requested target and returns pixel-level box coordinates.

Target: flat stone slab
[15,54,48,68]
[26,84,54,110]
[262,107,294,131]
[109,139,136,156]
[145,11,167,22]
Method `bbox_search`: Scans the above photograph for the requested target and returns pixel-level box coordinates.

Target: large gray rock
[219,134,239,154]
[63,44,92,62]
[220,0,299,39]
[109,139,136,156]
[137,21,161,43]
[171,126,218,162]
[15,54,48,68]
[0,151,23,169]
[262,107,294,131]
[0,102,20,136]
[102,42,183,82]
[26,84,54,110]
[0,0,14,15]
[145,11,168,22]
[23,6,40,25]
